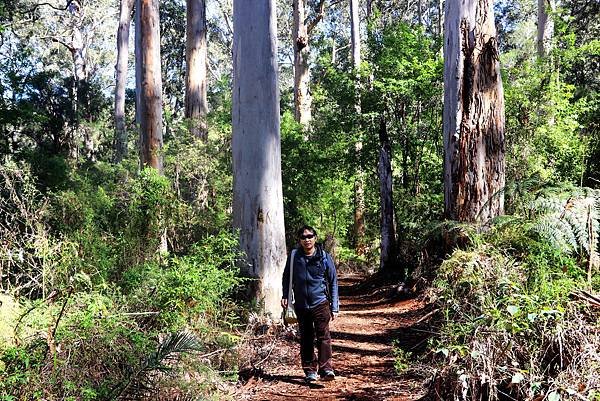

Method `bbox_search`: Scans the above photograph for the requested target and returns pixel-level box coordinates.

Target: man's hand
[281,298,288,309]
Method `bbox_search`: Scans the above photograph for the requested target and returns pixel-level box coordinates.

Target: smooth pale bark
[350,0,361,68]
[65,4,88,159]
[350,0,366,254]
[443,0,505,222]
[293,0,311,126]
[537,0,555,57]
[232,0,287,317]
[185,0,209,139]
[114,0,134,163]
[136,0,163,172]
[378,116,398,271]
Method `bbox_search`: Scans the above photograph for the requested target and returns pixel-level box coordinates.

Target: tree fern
[526,188,600,281]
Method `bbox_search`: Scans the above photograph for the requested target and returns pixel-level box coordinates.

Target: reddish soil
[233,273,433,401]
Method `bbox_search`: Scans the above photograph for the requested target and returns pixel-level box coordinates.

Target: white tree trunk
[136,0,163,172]
[537,0,555,57]
[293,0,311,126]
[350,0,361,68]
[185,0,209,139]
[232,0,287,317]
[114,0,134,163]
[443,0,505,222]
[350,0,365,254]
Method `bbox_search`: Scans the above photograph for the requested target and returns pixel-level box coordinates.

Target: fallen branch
[414,308,440,325]
[571,289,600,308]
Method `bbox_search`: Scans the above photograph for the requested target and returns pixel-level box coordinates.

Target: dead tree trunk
[443,0,505,222]
[185,0,209,139]
[378,116,398,271]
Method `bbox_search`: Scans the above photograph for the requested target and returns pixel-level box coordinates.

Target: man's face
[299,229,316,253]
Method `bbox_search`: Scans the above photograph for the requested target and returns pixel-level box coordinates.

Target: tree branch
[306,0,326,35]
[24,0,76,15]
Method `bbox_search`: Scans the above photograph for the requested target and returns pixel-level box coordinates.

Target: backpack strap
[288,249,297,304]
[321,249,333,307]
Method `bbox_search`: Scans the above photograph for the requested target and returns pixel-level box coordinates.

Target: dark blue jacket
[282,245,339,313]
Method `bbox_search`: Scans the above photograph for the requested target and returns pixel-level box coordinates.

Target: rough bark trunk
[378,116,398,271]
[232,0,287,317]
[114,0,134,163]
[185,0,209,139]
[537,0,555,57]
[136,0,163,172]
[443,0,505,222]
[293,0,311,126]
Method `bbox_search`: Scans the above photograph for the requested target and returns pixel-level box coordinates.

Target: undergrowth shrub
[123,233,243,331]
[430,189,600,401]
[0,151,243,400]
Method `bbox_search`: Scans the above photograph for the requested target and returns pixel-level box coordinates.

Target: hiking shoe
[305,372,318,382]
[320,369,335,381]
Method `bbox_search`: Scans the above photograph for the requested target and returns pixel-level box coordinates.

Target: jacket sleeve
[326,253,339,312]
[282,252,291,300]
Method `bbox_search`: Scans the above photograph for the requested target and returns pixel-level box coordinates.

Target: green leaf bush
[430,191,600,400]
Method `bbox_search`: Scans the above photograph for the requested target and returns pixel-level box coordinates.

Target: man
[281,225,340,382]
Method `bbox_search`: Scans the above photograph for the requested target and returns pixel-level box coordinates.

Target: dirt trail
[234,273,431,401]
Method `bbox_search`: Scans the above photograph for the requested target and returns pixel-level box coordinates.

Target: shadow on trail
[332,343,391,357]
[241,370,326,389]
[340,298,419,312]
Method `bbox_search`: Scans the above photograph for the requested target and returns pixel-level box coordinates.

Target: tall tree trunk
[232,0,287,317]
[351,0,366,254]
[136,0,163,172]
[293,0,311,126]
[378,115,398,271]
[185,0,208,139]
[438,0,444,38]
[114,0,134,163]
[350,0,361,68]
[443,0,505,222]
[537,0,555,57]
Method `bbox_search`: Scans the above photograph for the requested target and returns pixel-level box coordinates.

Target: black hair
[297,225,318,238]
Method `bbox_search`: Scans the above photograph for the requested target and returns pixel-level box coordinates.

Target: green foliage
[0,151,242,399]
[163,124,234,251]
[502,6,595,186]
[392,340,412,374]
[431,188,600,400]
[111,331,203,400]
[123,233,243,330]
[280,111,355,247]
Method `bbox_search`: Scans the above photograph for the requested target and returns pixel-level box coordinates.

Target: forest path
[233,273,431,401]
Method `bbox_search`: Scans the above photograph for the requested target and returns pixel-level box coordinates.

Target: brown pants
[297,301,332,374]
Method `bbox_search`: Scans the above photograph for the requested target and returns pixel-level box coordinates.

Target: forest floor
[230,272,435,401]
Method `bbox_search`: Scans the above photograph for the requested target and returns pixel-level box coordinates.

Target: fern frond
[532,216,578,254]
[525,188,600,268]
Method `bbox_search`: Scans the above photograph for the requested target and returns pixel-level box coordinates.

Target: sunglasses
[300,234,315,240]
